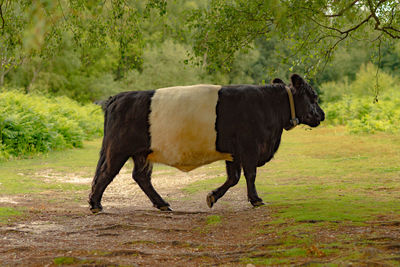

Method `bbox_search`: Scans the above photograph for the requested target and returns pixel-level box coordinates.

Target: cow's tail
[92,95,117,184]
[89,94,123,211]
[100,96,115,136]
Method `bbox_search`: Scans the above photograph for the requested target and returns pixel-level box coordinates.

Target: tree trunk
[26,64,41,94]
[0,72,4,87]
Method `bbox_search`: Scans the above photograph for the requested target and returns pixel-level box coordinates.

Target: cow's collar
[285,86,299,131]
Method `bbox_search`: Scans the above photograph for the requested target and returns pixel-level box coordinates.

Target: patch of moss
[0,207,24,224]
[206,215,222,225]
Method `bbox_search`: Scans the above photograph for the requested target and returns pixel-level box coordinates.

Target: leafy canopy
[0,0,167,80]
[188,0,400,75]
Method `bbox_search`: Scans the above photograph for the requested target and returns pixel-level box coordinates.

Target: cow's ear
[290,74,305,92]
[271,78,285,84]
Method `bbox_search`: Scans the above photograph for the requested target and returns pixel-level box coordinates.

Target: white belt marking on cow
[148,84,232,172]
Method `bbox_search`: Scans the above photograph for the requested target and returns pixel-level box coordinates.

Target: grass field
[0,126,399,265]
[187,126,400,221]
[183,126,400,265]
[0,140,100,223]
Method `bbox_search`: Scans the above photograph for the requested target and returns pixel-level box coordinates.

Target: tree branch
[374,37,382,102]
[310,14,373,35]
[367,0,400,38]
[319,32,349,73]
[324,0,360,17]
[0,0,5,30]
[2,56,25,76]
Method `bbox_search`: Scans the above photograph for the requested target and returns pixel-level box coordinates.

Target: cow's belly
[147,84,232,172]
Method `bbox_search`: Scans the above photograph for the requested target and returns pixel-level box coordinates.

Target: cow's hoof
[250,200,265,207]
[206,192,216,208]
[90,204,103,214]
[159,206,172,212]
[89,199,103,214]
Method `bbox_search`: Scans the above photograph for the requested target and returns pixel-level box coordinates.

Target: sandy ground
[0,165,399,266]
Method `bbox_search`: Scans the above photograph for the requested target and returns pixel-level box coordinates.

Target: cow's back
[147,85,232,171]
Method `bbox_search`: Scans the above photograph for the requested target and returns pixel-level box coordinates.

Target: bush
[0,90,103,160]
[323,91,400,134]
[351,63,397,97]
[324,96,400,133]
[321,63,400,134]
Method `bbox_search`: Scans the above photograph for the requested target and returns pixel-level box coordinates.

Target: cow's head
[273,75,325,128]
[289,74,324,127]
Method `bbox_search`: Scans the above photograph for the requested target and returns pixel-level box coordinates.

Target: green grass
[0,138,102,223]
[183,176,226,195]
[184,127,400,223]
[53,256,97,265]
[206,215,222,225]
[257,127,400,224]
[0,207,23,223]
[242,257,291,265]
[194,215,224,234]
[0,139,101,195]
[182,126,400,265]
[1,126,400,265]
[53,257,77,265]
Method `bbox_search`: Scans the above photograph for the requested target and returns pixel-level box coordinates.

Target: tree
[0,0,27,86]
[1,0,399,101]
[188,0,400,77]
[0,0,167,90]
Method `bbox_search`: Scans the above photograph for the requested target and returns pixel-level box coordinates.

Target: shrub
[323,93,400,134]
[321,63,400,134]
[351,63,397,97]
[0,90,103,160]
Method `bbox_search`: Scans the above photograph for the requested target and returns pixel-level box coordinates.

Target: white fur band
[147,84,232,171]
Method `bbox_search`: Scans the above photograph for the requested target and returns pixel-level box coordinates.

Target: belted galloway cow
[89,74,324,213]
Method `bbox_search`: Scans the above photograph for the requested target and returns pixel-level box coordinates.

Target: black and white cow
[89,74,324,213]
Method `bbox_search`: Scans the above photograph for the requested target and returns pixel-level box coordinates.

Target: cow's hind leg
[89,151,128,213]
[206,160,241,208]
[132,155,171,211]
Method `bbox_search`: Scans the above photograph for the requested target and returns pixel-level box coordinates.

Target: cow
[88,74,325,213]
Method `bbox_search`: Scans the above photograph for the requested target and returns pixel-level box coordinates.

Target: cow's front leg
[132,155,171,211]
[206,160,241,208]
[243,164,264,207]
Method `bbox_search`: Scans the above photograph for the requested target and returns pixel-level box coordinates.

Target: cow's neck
[284,86,299,131]
[270,85,297,131]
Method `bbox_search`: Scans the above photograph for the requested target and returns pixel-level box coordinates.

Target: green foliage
[7,30,121,102]
[319,42,371,84]
[0,91,103,160]
[322,64,400,134]
[124,40,207,90]
[2,0,400,103]
[121,39,254,91]
[351,63,397,97]
[0,0,169,100]
[319,78,351,103]
[188,0,400,78]
[2,0,400,111]
[324,95,400,134]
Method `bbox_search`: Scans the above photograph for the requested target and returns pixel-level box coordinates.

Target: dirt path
[1,165,400,266]
[0,165,272,266]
